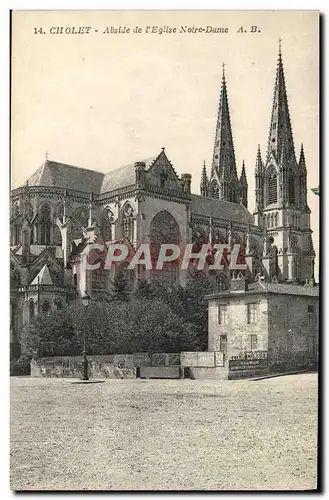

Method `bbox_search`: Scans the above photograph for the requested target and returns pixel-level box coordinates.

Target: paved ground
[10,373,318,491]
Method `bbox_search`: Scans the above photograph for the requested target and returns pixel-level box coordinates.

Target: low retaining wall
[140,366,180,379]
[31,356,136,379]
[31,351,272,380]
[188,367,228,380]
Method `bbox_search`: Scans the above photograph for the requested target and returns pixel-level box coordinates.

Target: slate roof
[249,282,319,297]
[206,281,319,300]
[25,156,161,194]
[14,245,63,259]
[100,156,157,193]
[190,194,254,225]
[27,160,104,193]
[30,264,53,285]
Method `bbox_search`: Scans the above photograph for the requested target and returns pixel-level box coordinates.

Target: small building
[206,275,319,378]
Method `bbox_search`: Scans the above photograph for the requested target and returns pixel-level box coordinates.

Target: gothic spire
[299,143,307,172]
[200,160,209,197]
[255,144,263,173]
[239,160,248,208]
[211,63,237,179]
[267,41,295,164]
[240,160,247,185]
[254,145,264,212]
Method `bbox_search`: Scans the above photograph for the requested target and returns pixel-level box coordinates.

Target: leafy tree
[109,271,130,301]
[22,273,213,358]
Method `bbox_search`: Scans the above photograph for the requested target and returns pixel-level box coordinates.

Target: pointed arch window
[210,181,219,199]
[101,209,113,242]
[40,204,51,245]
[42,300,50,315]
[57,203,65,223]
[14,224,21,245]
[216,275,229,292]
[54,299,63,310]
[122,204,134,242]
[74,207,89,228]
[274,213,278,227]
[268,170,278,204]
[29,299,35,320]
[228,186,234,203]
[288,171,295,205]
[12,203,20,219]
[53,225,62,245]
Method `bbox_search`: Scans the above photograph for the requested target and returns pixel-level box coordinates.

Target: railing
[11,284,77,294]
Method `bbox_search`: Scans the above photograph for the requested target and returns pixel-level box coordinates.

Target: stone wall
[31,354,141,379]
[268,295,319,370]
[208,295,269,357]
[30,352,181,378]
[140,366,180,379]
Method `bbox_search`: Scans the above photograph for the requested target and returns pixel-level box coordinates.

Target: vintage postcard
[10,10,320,491]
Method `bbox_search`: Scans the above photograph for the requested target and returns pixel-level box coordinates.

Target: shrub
[10,355,32,376]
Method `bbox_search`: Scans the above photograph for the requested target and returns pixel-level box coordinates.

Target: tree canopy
[22,276,214,357]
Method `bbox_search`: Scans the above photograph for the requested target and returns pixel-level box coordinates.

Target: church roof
[248,282,319,297]
[190,194,253,225]
[27,160,104,193]
[30,264,53,285]
[100,156,156,193]
[206,281,319,300]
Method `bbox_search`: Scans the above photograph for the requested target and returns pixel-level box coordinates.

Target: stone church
[10,45,315,349]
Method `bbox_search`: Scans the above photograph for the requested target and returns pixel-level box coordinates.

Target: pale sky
[11,10,319,277]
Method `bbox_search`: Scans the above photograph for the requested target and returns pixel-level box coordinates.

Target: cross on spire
[222,62,226,79]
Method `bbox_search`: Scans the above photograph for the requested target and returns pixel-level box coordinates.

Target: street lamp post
[81,293,91,381]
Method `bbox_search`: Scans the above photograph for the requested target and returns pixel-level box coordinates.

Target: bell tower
[253,41,314,283]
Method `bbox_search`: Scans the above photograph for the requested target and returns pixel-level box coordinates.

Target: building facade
[207,275,319,376]
[10,45,316,351]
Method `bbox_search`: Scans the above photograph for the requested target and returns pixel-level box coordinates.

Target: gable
[30,248,63,277]
[145,150,184,191]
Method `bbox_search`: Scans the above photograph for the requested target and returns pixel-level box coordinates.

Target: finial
[222,62,226,80]
[45,151,49,161]
[161,147,165,152]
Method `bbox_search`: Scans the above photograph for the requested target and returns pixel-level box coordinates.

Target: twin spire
[253,40,308,212]
[201,41,307,210]
[211,62,238,181]
[266,39,295,164]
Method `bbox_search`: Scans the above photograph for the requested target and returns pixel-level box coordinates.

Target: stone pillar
[61,219,72,269]
[20,266,30,286]
[133,217,138,249]
[277,249,285,280]
[181,174,192,194]
[286,251,297,282]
